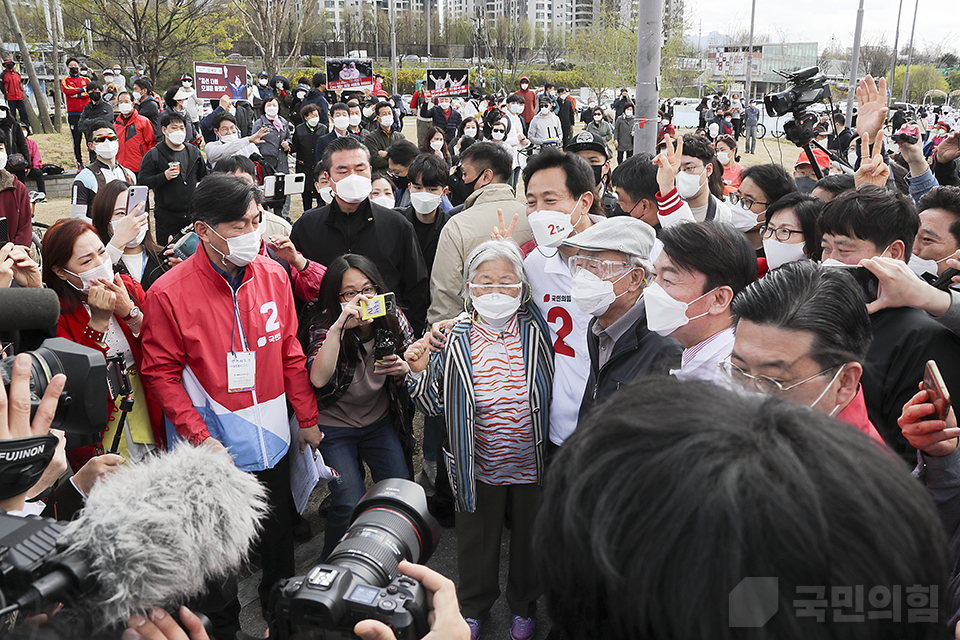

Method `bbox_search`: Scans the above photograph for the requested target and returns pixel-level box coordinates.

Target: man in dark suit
[557,87,576,147]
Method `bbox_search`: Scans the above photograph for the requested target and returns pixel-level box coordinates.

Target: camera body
[373,328,399,361]
[274,565,428,640]
[271,479,440,640]
[763,66,831,147]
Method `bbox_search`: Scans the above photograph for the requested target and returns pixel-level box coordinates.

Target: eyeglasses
[93,134,118,142]
[679,162,706,175]
[759,225,804,242]
[568,255,634,280]
[729,192,768,209]
[469,283,522,296]
[718,356,837,396]
[339,285,377,301]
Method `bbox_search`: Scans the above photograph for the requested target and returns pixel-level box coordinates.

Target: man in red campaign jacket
[114,90,156,175]
[62,57,91,168]
[141,173,320,627]
[0,58,28,133]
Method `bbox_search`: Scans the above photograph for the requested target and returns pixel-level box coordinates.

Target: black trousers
[12,167,44,192]
[68,113,83,164]
[9,100,29,133]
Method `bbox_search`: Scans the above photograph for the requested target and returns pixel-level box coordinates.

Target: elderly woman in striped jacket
[404,239,554,640]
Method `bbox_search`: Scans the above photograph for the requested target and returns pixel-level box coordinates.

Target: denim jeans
[319,413,409,559]
[744,125,757,154]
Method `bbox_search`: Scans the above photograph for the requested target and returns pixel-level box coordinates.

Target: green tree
[947,69,960,92]
[891,64,948,102]
[568,8,634,102]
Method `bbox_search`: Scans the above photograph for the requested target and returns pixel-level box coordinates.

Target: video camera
[763,66,831,147]
[272,479,441,640]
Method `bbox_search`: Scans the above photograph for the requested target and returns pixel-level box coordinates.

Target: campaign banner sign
[327,58,374,91]
[194,63,248,100]
[427,69,469,97]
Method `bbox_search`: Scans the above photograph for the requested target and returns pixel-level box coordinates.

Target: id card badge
[227,351,256,393]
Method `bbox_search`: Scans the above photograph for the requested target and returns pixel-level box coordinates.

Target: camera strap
[0,434,60,500]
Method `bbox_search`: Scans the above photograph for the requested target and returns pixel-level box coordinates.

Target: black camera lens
[0,338,109,436]
[326,479,440,587]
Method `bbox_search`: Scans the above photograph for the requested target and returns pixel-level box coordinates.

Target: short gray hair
[461,239,528,297]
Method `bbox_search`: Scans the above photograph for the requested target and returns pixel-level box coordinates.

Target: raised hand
[854,131,890,189]
[653,134,683,195]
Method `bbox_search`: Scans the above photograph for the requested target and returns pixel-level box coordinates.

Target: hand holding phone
[923,360,952,422]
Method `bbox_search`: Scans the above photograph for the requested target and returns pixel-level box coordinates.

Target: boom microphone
[0,288,60,334]
[16,444,268,626]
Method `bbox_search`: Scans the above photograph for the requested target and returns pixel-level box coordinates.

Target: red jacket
[56,274,166,469]
[25,137,40,169]
[61,76,90,113]
[0,169,30,246]
[514,83,537,123]
[2,69,23,101]
[141,249,319,472]
[115,110,156,173]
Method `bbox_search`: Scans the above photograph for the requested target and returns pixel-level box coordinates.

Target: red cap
[2,58,12,64]
[795,147,832,169]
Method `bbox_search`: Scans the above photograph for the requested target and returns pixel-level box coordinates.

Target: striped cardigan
[409,303,554,512]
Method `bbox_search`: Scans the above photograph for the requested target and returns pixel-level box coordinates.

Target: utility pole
[633,0,662,155]
[2,0,53,133]
[887,0,903,107]
[426,0,431,59]
[844,0,864,128]
[46,0,62,131]
[744,0,755,101]
[390,0,397,94]
[900,0,919,103]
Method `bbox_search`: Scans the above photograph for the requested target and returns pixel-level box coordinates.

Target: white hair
[461,239,528,297]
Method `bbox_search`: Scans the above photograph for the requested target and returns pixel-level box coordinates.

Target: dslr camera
[272,479,441,640]
[763,66,831,147]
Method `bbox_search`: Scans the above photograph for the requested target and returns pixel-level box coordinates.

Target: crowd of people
[7,61,960,640]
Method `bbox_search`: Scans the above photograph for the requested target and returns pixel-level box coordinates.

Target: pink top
[722,161,744,194]
[26,137,40,169]
[469,317,537,485]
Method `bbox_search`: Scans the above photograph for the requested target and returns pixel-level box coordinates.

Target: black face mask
[88,92,101,102]
[69,67,79,77]
[463,171,482,194]
[794,176,818,194]
[388,173,409,192]
[591,164,604,187]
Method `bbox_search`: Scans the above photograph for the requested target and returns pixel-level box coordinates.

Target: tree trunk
[47,0,62,131]
[1,0,54,133]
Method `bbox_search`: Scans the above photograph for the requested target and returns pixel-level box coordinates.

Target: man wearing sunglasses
[70,122,136,221]
[727,259,882,441]
[562,216,682,422]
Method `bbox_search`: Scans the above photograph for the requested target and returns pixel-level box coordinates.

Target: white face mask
[379,115,394,128]
[471,290,522,327]
[520,83,529,90]
[675,169,706,199]
[111,221,148,248]
[118,102,134,115]
[763,237,808,270]
[228,106,236,116]
[510,104,523,114]
[571,268,632,317]
[306,116,320,128]
[319,186,335,204]
[643,282,715,336]
[219,132,239,143]
[362,106,374,118]
[333,115,350,130]
[182,81,192,88]
[716,151,731,165]
[65,261,114,294]
[909,253,951,278]
[210,225,261,267]
[166,129,186,146]
[333,173,372,203]
[809,366,845,417]
[540,107,551,115]
[625,110,633,117]
[264,105,279,118]
[528,194,583,248]
[349,114,362,127]
[96,139,120,160]
[259,79,268,86]
[464,127,477,137]
[439,101,451,110]
[430,138,444,151]
[371,194,395,208]
[593,115,602,122]
[492,131,505,141]
[297,91,306,100]
[0,152,7,168]
[410,191,443,215]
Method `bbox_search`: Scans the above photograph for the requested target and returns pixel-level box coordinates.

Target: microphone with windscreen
[0,288,60,334]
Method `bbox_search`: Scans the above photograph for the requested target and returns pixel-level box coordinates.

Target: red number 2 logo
[548,307,575,357]
[547,224,556,235]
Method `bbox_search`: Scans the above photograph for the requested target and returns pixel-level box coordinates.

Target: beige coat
[427,182,531,324]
